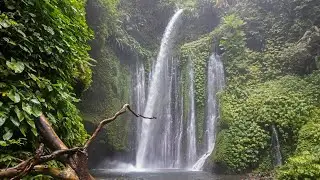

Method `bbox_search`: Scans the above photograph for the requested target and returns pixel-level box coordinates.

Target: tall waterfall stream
[106,9,226,172]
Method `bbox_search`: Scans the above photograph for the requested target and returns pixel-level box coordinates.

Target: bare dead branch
[127,105,157,119]
[10,143,45,180]
[0,145,82,180]
[39,147,82,163]
[84,104,155,149]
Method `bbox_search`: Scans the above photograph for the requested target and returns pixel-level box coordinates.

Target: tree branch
[0,104,154,180]
[84,104,155,149]
[126,105,157,119]
[10,143,45,180]
[0,146,82,179]
[37,114,69,150]
[33,165,78,180]
[39,147,82,164]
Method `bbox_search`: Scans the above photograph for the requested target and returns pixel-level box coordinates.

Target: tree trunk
[0,104,155,180]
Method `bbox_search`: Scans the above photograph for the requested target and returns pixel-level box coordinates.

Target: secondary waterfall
[136,9,184,169]
[193,53,225,170]
[186,60,197,167]
[133,60,146,147]
[271,124,282,167]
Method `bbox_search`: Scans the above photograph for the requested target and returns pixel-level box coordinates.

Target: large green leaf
[7,90,20,103]
[10,116,20,127]
[22,102,32,115]
[32,106,42,117]
[0,116,6,127]
[20,123,27,137]
[0,141,7,146]
[6,60,25,73]
[14,107,24,121]
[30,98,40,104]
[3,130,13,141]
[27,119,36,129]
[42,24,55,35]
[31,127,38,136]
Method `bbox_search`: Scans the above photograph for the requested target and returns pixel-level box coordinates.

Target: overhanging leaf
[17,29,26,38]
[10,116,20,127]
[3,130,13,141]
[27,119,36,129]
[31,126,38,136]
[0,141,7,146]
[6,60,25,73]
[42,24,55,35]
[0,116,6,127]
[7,90,20,103]
[20,123,27,137]
[14,107,24,121]
[30,98,40,104]
[22,103,32,115]
[32,106,42,117]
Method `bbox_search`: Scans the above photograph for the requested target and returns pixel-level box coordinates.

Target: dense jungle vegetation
[1,0,320,179]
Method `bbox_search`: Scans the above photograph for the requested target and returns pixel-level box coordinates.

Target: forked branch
[84,104,155,149]
[0,104,155,180]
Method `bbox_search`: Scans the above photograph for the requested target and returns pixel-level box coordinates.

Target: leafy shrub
[277,121,320,179]
[0,0,92,151]
[214,121,269,172]
[215,75,320,173]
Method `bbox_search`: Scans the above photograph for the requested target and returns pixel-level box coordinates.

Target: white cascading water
[175,91,184,168]
[192,53,225,170]
[186,60,197,168]
[120,10,225,171]
[271,124,282,167]
[134,60,146,145]
[136,9,184,169]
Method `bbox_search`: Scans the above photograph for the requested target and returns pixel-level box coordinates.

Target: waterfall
[136,9,184,169]
[175,91,184,168]
[193,53,225,170]
[271,124,282,167]
[172,57,184,168]
[133,60,146,146]
[186,60,197,168]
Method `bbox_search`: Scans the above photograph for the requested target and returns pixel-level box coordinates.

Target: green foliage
[159,0,197,11]
[215,75,320,172]
[88,0,151,59]
[214,121,269,172]
[79,47,131,151]
[0,0,92,167]
[81,0,134,151]
[177,0,320,176]
[222,0,320,44]
[277,121,320,179]
[180,35,211,107]
[179,14,245,144]
[221,76,316,133]
[204,14,320,173]
[180,35,211,143]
